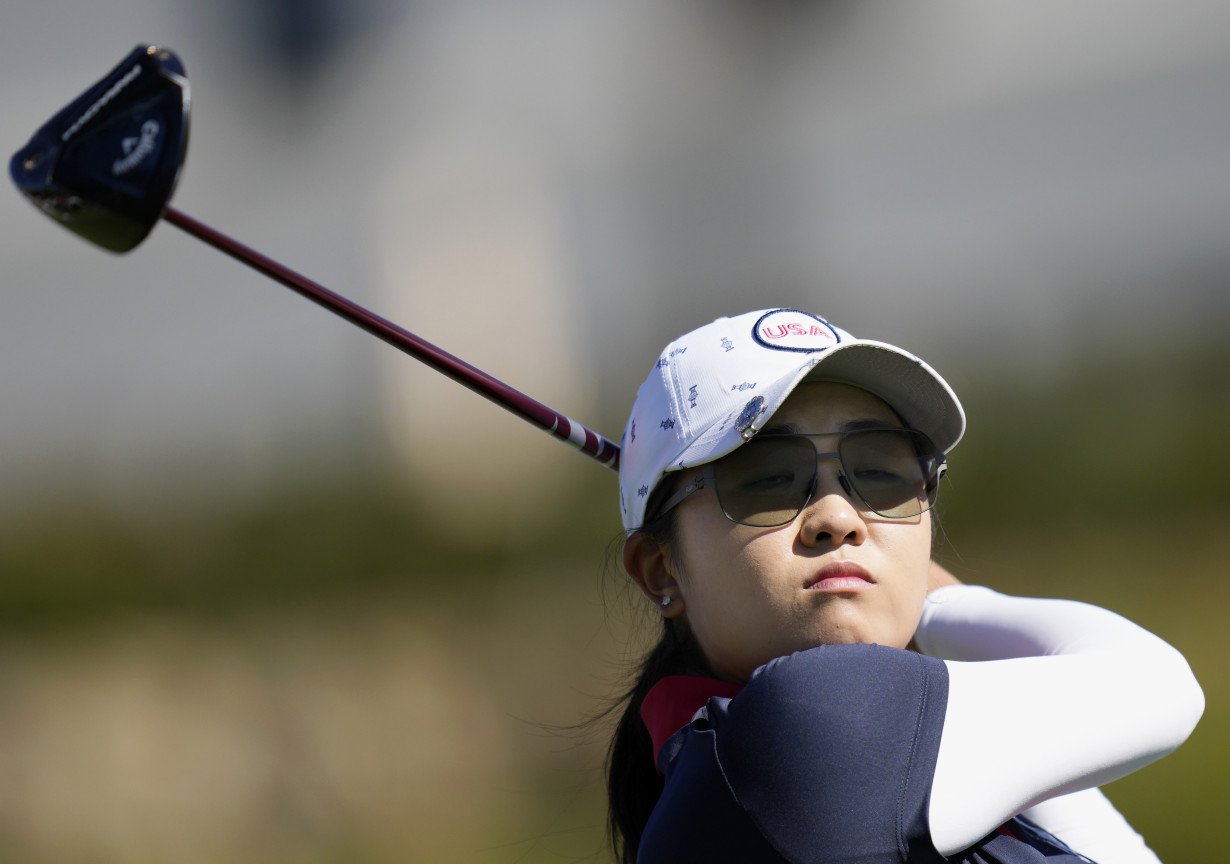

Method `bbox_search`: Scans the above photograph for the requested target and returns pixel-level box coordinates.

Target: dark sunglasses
[654,427,946,527]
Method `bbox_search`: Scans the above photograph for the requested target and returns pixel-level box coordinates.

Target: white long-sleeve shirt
[916,586,1204,859]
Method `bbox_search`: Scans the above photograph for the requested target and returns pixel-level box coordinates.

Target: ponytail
[606,620,707,862]
[606,479,709,863]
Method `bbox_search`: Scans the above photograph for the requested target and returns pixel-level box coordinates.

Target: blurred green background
[4,4,1230,862]
[0,338,1225,863]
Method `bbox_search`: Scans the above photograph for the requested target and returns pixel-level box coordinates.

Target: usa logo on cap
[752,309,840,352]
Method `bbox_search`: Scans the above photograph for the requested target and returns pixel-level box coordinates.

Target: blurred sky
[3,1,1230,520]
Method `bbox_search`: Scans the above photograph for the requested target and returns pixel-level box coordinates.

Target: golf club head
[10,45,189,253]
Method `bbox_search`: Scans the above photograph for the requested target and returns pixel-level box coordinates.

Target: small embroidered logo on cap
[752,309,840,352]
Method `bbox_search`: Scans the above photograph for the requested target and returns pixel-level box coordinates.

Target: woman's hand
[909,562,965,653]
[927,560,963,593]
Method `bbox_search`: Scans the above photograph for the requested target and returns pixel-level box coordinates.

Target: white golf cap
[618,308,965,531]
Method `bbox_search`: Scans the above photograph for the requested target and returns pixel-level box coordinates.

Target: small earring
[660,595,673,608]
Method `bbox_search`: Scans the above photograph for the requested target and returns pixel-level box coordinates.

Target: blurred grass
[0,343,1226,861]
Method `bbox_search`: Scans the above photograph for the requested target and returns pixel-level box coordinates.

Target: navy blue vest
[638,644,1094,863]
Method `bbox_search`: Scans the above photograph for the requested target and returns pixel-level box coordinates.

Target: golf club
[10,44,621,472]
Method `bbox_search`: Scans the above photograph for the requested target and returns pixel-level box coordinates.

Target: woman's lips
[805,562,875,592]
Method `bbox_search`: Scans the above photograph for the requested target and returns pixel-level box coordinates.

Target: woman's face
[667,382,933,681]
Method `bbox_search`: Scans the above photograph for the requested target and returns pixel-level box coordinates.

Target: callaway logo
[112,120,161,176]
[61,63,143,143]
[753,309,840,352]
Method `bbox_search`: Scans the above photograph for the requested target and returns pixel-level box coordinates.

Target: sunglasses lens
[710,429,942,526]
[840,429,936,518]
[713,436,816,527]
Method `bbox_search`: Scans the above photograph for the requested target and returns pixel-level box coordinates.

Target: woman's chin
[812,619,909,650]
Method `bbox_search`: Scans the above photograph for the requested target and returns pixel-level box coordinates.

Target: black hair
[605,478,711,864]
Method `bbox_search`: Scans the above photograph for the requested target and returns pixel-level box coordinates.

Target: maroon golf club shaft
[162,206,620,472]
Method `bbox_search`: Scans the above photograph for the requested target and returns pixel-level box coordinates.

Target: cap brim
[668,339,964,475]
[802,341,965,454]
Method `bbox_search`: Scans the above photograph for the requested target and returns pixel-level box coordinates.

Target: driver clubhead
[10,44,189,253]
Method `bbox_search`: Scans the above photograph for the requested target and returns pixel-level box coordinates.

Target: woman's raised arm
[914,585,1203,855]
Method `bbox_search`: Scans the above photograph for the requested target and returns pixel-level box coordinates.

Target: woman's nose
[797,470,867,548]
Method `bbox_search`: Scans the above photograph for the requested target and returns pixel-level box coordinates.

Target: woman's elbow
[1151,646,1205,749]
[1173,657,1205,743]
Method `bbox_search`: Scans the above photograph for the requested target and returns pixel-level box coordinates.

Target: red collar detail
[640,675,744,767]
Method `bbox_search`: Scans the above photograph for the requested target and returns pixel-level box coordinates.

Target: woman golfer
[608,308,1203,863]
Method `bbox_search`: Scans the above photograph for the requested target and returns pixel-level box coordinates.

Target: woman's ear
[623,532,685,618]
